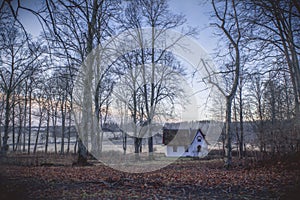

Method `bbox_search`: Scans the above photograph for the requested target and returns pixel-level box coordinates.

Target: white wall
[165,145,186,157]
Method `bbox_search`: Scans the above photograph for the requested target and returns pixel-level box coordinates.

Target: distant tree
[0,15,43,154]
[33,78,48,154]
[244,73,267,152]
[43,77,53,154]
[121,0,194,159]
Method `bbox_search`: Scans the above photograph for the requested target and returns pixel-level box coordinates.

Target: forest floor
[0,152,300,200]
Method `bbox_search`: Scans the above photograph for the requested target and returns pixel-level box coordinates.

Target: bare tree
[121,0,194,159]
[36,0,121,163]
[204,0,243,168]
[243,0,300,120]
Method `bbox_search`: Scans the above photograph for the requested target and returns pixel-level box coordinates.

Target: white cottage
[163,123,209,158]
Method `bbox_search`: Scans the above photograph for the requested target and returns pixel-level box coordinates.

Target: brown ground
[0,152,300,199]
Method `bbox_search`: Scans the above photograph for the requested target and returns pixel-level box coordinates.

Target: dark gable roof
[162,121,209,145]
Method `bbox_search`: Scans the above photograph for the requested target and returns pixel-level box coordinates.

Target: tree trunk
[75,0,99,165]
[67,106,71,154]
[23,84,28,152]
[34,113,43,154]
[74,134,78,155]
[224,97,233,168]
[233,98,240,156]
[239,84,244,158]
[148,136,153,159]
[122,131,127,155]
[94,79,101,155]
[52,102,58,154]
[60,98,66,154]
[12,95,15,151]
[15,99,23,151]
[148,25,155,160]
[134,137,141,160]
[45,109,50,154]
[99,130,104,155]
[27,88,32,154]
[1,91,11,154]
[77,138,88,165]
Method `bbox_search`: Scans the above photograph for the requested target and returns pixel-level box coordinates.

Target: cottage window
[197,145,201,152]
[197,136,202,142]
[173,146,178,152]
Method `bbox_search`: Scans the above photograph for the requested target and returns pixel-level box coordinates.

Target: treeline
[208,0,300,166]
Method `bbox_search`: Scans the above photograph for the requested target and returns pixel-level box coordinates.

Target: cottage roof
[162,121,209,145]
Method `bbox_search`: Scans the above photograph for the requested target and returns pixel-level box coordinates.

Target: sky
[16,0,217,54]
[169,0,217,54]
[15,0,42,36]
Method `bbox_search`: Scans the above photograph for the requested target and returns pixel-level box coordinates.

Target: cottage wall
[165,145,186,157]
[164,130,208,157]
